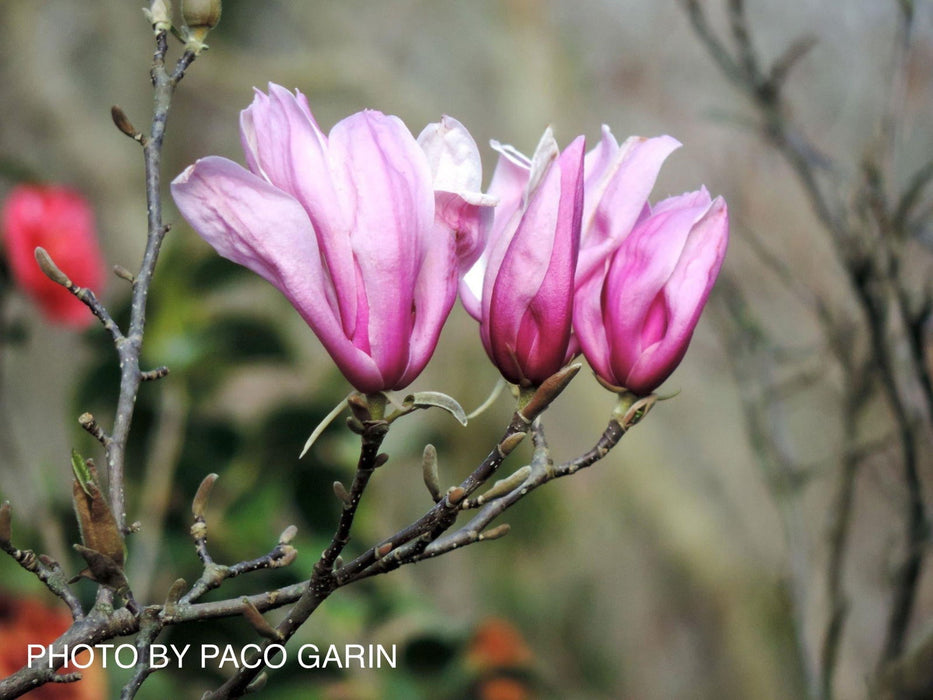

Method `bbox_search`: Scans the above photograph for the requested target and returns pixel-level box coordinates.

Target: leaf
[71,457,124,569]
[299,395,349,458]
[71,449,93,496]
[403,391,468,426]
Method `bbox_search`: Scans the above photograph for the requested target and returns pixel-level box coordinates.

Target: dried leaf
[71,456,124,568]
[71,544,129,592]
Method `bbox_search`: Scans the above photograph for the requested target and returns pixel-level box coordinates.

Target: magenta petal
[595,191,727,394]
[484,132,584,384]
[572,271,614,382]
[328,110,436,384]
[623,196,728,392]
[176,87,471,394]
[511,136,585,382]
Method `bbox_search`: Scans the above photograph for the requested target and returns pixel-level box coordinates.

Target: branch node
[446,486,466,507]
[50,672,83,684]
[140,366,170,382]
[78,413,112,447]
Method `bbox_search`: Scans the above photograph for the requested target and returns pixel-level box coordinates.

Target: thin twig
[107,33,196,534]
[0,545,84,621]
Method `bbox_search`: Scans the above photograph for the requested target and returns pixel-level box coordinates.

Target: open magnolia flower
[460,128,585,387]
[172,84,492,394]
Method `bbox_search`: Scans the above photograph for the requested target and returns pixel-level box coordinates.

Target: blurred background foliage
[0,1,932,698]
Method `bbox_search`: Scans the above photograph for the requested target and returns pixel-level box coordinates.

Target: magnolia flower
[461,128,585,386]
[1,184,105,328]
[172,84,491,394]
[574,187,728,395]
[576,126,682,289]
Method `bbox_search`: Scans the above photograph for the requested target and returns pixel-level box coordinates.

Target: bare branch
[0,502,84,620]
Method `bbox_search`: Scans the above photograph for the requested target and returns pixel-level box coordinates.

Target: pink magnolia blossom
[576,126,682,289]
[171,84,490,394]
[574,187,728,395]
[461,128,585,386]
[1,184,105,328]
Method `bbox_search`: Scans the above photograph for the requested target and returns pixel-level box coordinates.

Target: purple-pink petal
[577,130,681,287]
[328,110,434,383]
[472,129,585,386]
[170,156,385,391]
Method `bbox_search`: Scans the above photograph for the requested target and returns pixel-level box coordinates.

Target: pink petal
[171,156,384,391]
[328,110,435,385]
[624,195,728,392]
[577,132,681,287]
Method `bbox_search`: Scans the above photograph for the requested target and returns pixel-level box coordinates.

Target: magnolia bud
[183,0,221,41]
[147,0,172,32]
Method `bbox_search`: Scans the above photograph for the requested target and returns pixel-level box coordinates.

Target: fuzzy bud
[147,0,173,32]
[183,0,221,40]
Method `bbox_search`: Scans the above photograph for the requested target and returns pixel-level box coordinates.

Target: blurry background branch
[682,0,932,697]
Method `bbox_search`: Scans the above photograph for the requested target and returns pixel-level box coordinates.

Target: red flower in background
[1,185,105,328]
[0,593,105,699]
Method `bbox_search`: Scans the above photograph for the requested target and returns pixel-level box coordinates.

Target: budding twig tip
[34,247,72,288]
[332,481,351,505]
[479,523,511,541]
[110,105,139,140]
[240,597,283,641]
[422,444,442,502]
[192,473,219,518]
[518,364,581,422]
[278,524,298,545]
[113,265,135,283]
